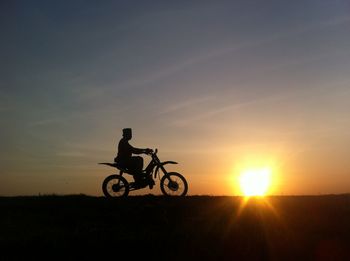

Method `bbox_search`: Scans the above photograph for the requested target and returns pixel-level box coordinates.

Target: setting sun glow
[239,168,271,196]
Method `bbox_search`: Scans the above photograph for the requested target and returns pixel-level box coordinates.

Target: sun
[239,168,271,196]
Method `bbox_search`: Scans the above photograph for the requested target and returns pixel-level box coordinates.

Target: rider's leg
[130,156,144,182]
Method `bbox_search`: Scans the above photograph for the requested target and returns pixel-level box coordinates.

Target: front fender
[162,161,178,165]
[155,161,178,178]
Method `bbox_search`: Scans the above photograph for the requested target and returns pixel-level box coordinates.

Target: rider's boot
[148,179,155,189]
[146,175,155,189]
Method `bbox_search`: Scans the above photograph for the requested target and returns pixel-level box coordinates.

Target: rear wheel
[160,172,188,196]
[102,175,129,197]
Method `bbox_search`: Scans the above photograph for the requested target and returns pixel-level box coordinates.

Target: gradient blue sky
[1,0,350,196]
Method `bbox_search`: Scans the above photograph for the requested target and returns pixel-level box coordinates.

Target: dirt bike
[99,149,188,197]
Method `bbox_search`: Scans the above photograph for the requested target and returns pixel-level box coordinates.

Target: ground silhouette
[1,195,350,260]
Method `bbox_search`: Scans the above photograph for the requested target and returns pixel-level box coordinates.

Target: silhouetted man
[115,128,152,184]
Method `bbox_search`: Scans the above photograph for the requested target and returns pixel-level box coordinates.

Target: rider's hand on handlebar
[144,148,153,154]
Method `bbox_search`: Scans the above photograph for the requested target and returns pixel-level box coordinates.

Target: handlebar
[147,148,158,155]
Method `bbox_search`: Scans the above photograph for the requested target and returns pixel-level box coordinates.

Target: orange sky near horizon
[1,1,350,196]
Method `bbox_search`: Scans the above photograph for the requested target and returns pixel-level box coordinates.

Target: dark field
[1,195,350,260]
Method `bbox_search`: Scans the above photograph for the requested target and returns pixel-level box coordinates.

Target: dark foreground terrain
[1,195,350,260]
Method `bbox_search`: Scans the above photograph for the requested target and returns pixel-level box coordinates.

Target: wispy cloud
[117,14,350,92]
[0,106,11,112]
[158,95,214,115]
[55,151,86,157]
[168,94,287,127]
[29,118,64,126]
[321,15,350,26]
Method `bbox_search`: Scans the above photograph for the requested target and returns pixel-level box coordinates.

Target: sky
[1,0,350,196]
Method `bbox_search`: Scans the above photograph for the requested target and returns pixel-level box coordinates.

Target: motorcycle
[99,149,188,197]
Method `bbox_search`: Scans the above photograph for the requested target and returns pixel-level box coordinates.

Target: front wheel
[160,172,188,196]
[102,175,129,197]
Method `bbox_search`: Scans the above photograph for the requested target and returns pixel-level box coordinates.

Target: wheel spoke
[103,175,129,197]
[160,173,187,196]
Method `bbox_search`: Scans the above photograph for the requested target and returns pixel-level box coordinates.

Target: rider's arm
[130,144,149,154]
[131,146,144,154]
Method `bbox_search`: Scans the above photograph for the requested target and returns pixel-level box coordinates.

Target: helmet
[122,128,132,138]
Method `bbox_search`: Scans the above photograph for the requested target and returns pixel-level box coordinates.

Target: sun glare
[239,168,271,196]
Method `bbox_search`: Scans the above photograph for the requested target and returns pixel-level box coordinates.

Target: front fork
[154,162,168,180]
[159,164,168,176]
[116,171,124,186]
[157,165,177,187]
